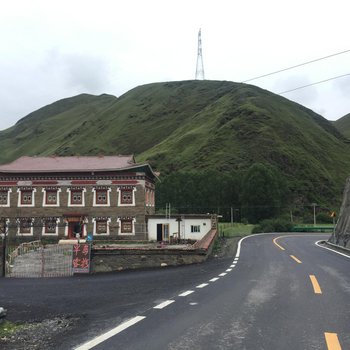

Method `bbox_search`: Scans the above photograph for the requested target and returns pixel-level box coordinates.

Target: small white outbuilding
[146,214,217,242]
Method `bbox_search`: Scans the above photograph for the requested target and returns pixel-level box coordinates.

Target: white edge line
[74,315,146,350]
[315,240,350,259]
[154,300,175,309]
[196,283,209,288]
[235,232,284,260]
[209,277,219,282]
[179,290,194,297]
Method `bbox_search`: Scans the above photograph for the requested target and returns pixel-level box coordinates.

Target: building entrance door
[68,221,82,239]
[64,215,84,239]
[156,224,169,242]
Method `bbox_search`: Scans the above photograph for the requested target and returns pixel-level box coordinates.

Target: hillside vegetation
[334,113,350,139]
[1,80,350,213]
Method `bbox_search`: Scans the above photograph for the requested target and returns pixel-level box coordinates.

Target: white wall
[147,217,212,241]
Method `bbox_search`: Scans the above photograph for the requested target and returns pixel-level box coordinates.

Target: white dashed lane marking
[178,290,194,297]
[153,300,175,309]
[209,277,220,282]
[75,235,248,349]
[74,316,146,350]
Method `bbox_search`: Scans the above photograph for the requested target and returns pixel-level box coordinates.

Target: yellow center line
[290,255,302,264]
[325,332,342,350]
[273,237,285,251]
[309,275,322,294]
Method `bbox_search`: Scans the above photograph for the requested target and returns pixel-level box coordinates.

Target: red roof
[0,155,138,173]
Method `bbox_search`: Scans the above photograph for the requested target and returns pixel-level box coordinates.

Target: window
[42,188,61,207]
[46,191,57,204]
[67,188,86,207]
[118,217,135,235]
[92,187,111,206]
[71,190,82,204]
[21,190,32,205]
[0,218,9,232]
[18,188,36,207]
[0,188,11,207]
[92,217,111,235]
[121,219,133,233]
[43,218,59,235]
[97,190,107,204]
[117,186,136,206]
[121,189,132,204]
[17,218,33,235]
[96,220,107,234]
[191,225,201,233]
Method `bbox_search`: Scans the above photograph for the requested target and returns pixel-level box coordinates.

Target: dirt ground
[210,236,241,259]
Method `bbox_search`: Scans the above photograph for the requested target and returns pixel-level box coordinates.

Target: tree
[241,163,287,223]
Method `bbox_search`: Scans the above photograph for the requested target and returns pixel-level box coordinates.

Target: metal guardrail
[292,226,334,232]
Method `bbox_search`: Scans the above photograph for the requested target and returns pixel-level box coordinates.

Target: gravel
[0,316,79,350]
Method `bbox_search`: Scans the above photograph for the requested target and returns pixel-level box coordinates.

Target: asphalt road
[1,233,350,349]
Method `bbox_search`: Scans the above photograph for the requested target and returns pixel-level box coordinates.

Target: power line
[241,48,350,83]
[278,72,350,94]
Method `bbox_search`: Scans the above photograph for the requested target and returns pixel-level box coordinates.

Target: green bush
[252,218,293,233]
[316,212,333,224]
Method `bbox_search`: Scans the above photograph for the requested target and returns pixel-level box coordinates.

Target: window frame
[191,225,201,233]
[117,186,136,207]
[92,217,111,236]
[42,188,61,207]
[17,218,34,236]
[42,217,60,236]
[117,217,135,235]
[17,188,36,207]
[67,187,86,207]
[92,187,111,207]
[0,188,11,207]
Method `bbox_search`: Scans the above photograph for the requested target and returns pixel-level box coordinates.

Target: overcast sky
[1,0,349,130]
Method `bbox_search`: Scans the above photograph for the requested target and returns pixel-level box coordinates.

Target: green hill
[333,113,350,139]
[1,80,350,207]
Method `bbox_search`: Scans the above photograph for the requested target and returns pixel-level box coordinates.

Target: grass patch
[0,320,24,338]
[219,223,255,237]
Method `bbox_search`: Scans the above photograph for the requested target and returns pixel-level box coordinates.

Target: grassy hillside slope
[334,113,350,139]
[1,80,350,205]
[0,93,117,163]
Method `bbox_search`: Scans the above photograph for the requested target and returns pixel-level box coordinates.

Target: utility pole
[312,203,317,226]
[195,29,205,80]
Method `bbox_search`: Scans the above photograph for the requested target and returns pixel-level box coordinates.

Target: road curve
[73,233,350,350]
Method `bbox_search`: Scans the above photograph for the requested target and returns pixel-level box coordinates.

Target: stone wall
[91,229,218,273]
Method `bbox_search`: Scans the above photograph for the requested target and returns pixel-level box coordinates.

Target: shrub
[316,212,333,224]
[252,218,293,233]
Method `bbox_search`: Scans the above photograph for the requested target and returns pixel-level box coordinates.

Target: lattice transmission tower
[195,29,205,80]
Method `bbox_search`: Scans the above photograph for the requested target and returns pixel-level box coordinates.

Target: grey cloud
[333,75,350,97]
[44,49,112,93]
[62,54,111,92]
[273,75,318,105]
